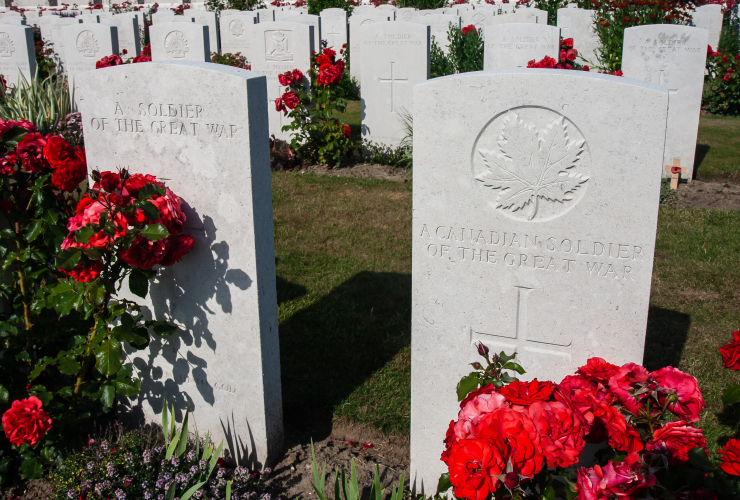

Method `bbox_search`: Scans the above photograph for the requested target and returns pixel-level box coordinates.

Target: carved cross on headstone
[326,24,340,48]
[470,285,572,364]
[270,97,285,126]
[378,61,408,113]
[664,158,686,190]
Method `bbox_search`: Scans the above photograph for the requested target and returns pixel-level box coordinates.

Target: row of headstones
[73,54,670,484]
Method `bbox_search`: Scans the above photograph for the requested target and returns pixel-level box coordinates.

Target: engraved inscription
[419,223,643,282]
[164,30,189,58]
[76,30,100,57]
[472,107,590,222]
[229,18,245,37]
[0,33,14,58]
[363,33,422,47]
[265,30,293,61]
[488,35,557,52]
[625,32,703,56]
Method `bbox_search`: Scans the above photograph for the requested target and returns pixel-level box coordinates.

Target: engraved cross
[470,285,572,363]
[327,24,341,48]
[378,61,408,113]
[270,97,285,126]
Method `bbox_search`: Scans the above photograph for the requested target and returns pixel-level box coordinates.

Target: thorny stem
[15,222,31,331]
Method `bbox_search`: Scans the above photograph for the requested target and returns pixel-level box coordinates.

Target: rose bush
[527,38,591,71]
[0,119,191,482]
[437,344,740,500]
[704,46,740,116]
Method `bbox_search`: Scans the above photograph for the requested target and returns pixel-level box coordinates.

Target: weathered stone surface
[48,17,83,73]
[397,7,417,21]
[62,23,118,109]
[150,22,210,62]
[0,24,35,85]
[76,60,283,468]
[484,23,559,69]
[109,13,141,57]
[255,9,274,23]
[190,10,219,53]
[622,25,707,180]
[319,8,347,50]
[250,21,313,140]
[461,9,494,36]
[360,21,428,147]
[219,13,257,56]
[349,12,391,84]
[692,4,722,51]
[417,13,459,53]
[410,68,668,491]
[282,13,320,45]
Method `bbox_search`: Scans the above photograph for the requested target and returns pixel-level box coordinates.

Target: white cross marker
[378,61,408,113]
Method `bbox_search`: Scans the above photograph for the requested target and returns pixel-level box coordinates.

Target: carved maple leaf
[476,112,588,220]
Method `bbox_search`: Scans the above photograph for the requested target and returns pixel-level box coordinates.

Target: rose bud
[477,342,489,356]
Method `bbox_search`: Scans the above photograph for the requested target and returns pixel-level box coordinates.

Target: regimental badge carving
[401,11,413,20]
[76,30,99,58]
[0,33,14,58]
[229,19,245,37]
[472,107,590,222]
[164,30,189,58]
[265,30,292,61]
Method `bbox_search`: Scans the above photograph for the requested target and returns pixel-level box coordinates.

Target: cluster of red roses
[527,38,590,71]
[60,171,194,282]
[0,119,87,192]
[461,24,478,36]
[2,396,52,448]
[314,47,345,86]
[443,356,710,500]
[707,44,739,83]
[275,68,305,113]
[719,328,740,370]
[96,44,152,69]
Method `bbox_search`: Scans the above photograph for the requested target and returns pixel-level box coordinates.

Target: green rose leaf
[19,457,43,480]
[503,362,526,375]
[75,226,95,245]
[0,385,8,404]
[115,378,141,397]
[456,373,480,402]
[140,200,161,220]
[722,384,740,406]
[437,473,452,495]
[688,447,717,472]
[54,249,81,271]
[138,183,166,201]
[141,223,170,242]
[100,384,115,408]
[57,356,81,376]
[94,338,123,377]
[129,269,149,299]
[24,220,44,243]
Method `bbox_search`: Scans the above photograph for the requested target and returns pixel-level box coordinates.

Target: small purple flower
[67,489,77,499]
[94,483,104,495]
[143,491,153,500]
[115,488,126,500]
[87,461,95,470]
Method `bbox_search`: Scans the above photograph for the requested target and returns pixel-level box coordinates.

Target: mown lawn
[690,115,740,180]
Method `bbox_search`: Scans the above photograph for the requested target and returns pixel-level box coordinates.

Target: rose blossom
[646,420,707,465]
[651,366,705,422]
[16,132,50,173]
[119,236,170,270]
[96,54,123,69]
[278,71,294,86]
[477,408,543,478]
[447,439,505,500]
[608,363,651,414]
[159,234,195,266]
[576,357,619,385]
[51,147,86,192]
[61,260,103,283]
[150,188,186,234]
[292,69,304,82]
[500,379,555,405]
[527,400,586,467]
[575,455,655,500]
[592,402,643,453]
[99,171,121,193]
[2,396,52,446]
[342,125,350,138]
[719,330,740,370]
[282,91,300,110]
[453,384,509,441]
[121,173,161,198]
[718,438,740,476]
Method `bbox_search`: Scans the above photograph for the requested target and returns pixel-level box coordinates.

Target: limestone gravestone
[255,9,274,23]
[191,10,219,54]
[488,9,541,25]
[0,24,35,85]
[50,17,83,73]
[557,8,599,68]
[319,8,347,50]
[419,14,459,53]
[250,21,313,140]
[219,13,256,56]
[410,68,669,490]
[484,23,559,69]
[360,21,429,147]
[349,12,390,84]
[150,23,210,62]
[282,13,320,44]
[0,12,25,25]
[76,60,284,467]
[63,23,118,109]
[79,13,100,23]
[692,4,722,50]
[461,9,494,36]
[109,13,141,57]
[397,7,416,21]
[622,25,707,180]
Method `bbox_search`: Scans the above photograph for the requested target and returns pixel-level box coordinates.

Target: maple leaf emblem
[475,112,589,221]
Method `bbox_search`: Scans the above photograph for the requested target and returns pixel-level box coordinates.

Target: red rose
[292,69,304,82]
[99,171,121,193]
[566,49,578,62]
[278,71,294,86]
[651,366,704,422]
[575,457,655,500]
[576,357,619,384]
[342,125,351,138]
[50,146,86,192]
[119,236,169,269]
[323,47,336,59]
[608,363,651,414]
[96,54,122,69]
[0,152,18,174]
[527,399,585,467]
[2,396,52,447]
[500,379,555,405]
[316,53,332,66]
[447,439,505,500]
[560,49,567,61]
[60,259,103,282]
[477,409,544,478]
[275,97,286,113]
[16,132,49,173]
[0,119,36,138]
[561,37,574,49]
[159,233,194,266]
[646,421,706,465]
[719,330,740,370]
[592,402,643,453]
[282,91,300,110]
[132,54,152,63]
[453,385,509,441]
[718,438,740,476]
[122,173,162,198]
[43,135,76,168]
[461,24,477,36]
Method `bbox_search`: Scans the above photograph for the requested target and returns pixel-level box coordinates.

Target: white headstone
[622,25,708,180]
[557,8,598,68]
[79,13,100,22]
[349,12,390,84]
[151,11,181,24]
[191,10,218,53]
[255,9,274,23]
[360,21,429,147]
[282,12,320,44]
[487,9,539,25]
[397,7,416,21]
[220,9,247,16]
[484,23,559,69]
[319,8,347,50]
[376,4,397,10]
[439,8,459,15]
[0,24,36,85]
[75,60,284,468]
[419,13,459,53]
[250,21,313,140]
[410,68,669,489]
[63,23,118,109]
[692,4,722,51]
[23,10,40,25]
[49,17,83,73]
[0,12,25,25]
[219,13,256,56]
[109,13,140,57]
[150,22,210,62]
[461,9,493,36]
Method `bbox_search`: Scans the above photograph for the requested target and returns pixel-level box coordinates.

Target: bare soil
[676,179,740,210]
[300,164,411,183]
[0,478,53,500]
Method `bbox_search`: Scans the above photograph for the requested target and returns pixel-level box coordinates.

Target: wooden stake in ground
[665,158,686,190]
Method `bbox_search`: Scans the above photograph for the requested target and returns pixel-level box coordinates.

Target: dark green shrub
[210,51,250,69]
[429,23,484,78]
[430,37,454,78]
[307,0,353,15]
[394,0,444,9]
[703,47,740,116]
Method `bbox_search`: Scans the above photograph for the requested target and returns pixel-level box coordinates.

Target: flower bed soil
[676,180,740,210]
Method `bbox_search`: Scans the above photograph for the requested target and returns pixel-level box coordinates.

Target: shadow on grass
[693,144,711,179]
[278,271,411,438]
[642,306,692,371]
[276,275,307,305]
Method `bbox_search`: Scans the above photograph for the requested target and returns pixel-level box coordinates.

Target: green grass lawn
[695,115,740,180]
